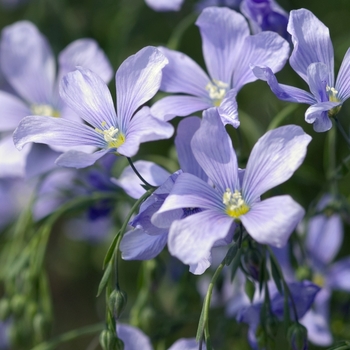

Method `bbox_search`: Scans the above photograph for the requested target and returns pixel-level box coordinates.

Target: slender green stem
[127,157,158,189]
[31,323,104,350]
[267,104,299,131]
[334,117,350,149]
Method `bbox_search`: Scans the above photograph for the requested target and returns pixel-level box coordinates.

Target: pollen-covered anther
[206,79,229,107]
[326,85,342,116]
[31,104,60,118]
[223,188,249,218]
[95,122,125,148]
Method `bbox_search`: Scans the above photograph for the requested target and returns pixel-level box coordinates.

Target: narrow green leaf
[196,303,206,342]
[245,278,256,302]
[258,255,266,294]
[103,230,120,269]
[230,248,242,281]
[97,263,112,297]
[225,243,238,266]
[270,257,283,294]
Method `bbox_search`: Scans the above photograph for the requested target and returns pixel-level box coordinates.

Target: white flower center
[95,121,125,149]
[223,188,249,218]
[326,85,342,116]
[31,104,60,118]
[206,79,229,107]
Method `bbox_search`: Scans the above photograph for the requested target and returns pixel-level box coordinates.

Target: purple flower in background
[151,6,289,127]
[144,0,184,11]
[253,8,350,132]
[196,0,242,12]
[13,46,174,168]
[117,323,205,350]
[240,0,289,39]
[0,21,113,177]
[152,108,310,267]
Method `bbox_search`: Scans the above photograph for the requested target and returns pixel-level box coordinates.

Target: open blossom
[152,108,311,266]
[253,8,350,132]
[151,6,289,127]
[13,46,174,168]
[0,20,113,177]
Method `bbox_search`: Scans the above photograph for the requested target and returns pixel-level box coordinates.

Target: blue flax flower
[13,46,174,168]
[253,8,350,132]
[0,21,113,177]
[151,6,289,127]
[152,108,311,267]
[144,0,184,11]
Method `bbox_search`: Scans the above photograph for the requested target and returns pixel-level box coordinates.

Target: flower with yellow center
[223,188,250,219]
[95,121,125,149]
[31,104,60,118]
[206,79,229,107]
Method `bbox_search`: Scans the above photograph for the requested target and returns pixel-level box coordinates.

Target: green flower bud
[287,323,308,350]
[108,289,127,320]
[100,329,124,350]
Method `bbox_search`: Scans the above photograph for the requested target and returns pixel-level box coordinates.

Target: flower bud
[287,323,308,350]
[100,329,124,350]
[108,289,127,320]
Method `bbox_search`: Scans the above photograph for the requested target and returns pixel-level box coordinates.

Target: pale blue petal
[196,7,249,83]
[120,229,168,260]
[217,88,239,127]
[152,172,224,228]
[13,115,106,150]
[191,108,239,193]
[118,106,173,157]
[59,67,117,129]
[116,46,168,130]
[114,160,170,199]
[117,324,153,350]
[0,133,31,177]
[307,62,329,102]
[241,195,304,247]
[151,95,211,121]
[168,210,234,265]
[0,21,55,104]
[145,0,184,11]
[55,149,110,168]
[335,47,350,101]
[158,47,210,98]
[307,213,343,265]
[243,125,311,203]
[327,257,350,291]
[305,102,340,132]
[253,66,316,104]
[0,91,30,131]
[58,38,113,84]
[233,31,289,90]
[189,255,212,275]
[288,9,334,85]
[175,117,207,181]
[169,338,205,350]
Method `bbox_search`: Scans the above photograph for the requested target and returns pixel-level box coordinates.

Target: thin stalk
[127,157,157,189]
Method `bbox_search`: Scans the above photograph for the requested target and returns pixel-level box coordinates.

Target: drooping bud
[287,323,308,350]
[108,289,127,320]
[100,329,124,350]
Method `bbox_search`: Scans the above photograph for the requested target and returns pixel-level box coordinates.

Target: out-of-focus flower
[152,108,310,267]
[14,46,174,168]
[151,6,289,128]
[0,21,113,177]
[253,8,350,132]
[144,0,184,11]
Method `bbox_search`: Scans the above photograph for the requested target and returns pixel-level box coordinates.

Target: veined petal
[192,108,239,193]
[0,21,55,104]
[288,9,334,85]
[196,7,249,83]
[335,47,350,101]
[117,324,153,350]
[243,125,311,203]
[189,255,212,275]
[116,46,168,130]
[58,38,113,84]
[253,66,316,104]
[306,214,343,265]
[175,117,207,181]
[151,95,211,121]
[114,160,170,199]
[0,91,30,131]
[55,149,110,168]
[327,257,350,291]
[117,106,173,158]
[217,88,239,127]
[305,102,340,132]
[120,229,168,260]
[59,67,117,129]
[307,62,329,102]
[13,115,106,150]
[0,133,31,178]
[158,47,210,98]
[241,196,304,247]
[168,209,234,265]
[233,31,289,90]
[152,172,224,228]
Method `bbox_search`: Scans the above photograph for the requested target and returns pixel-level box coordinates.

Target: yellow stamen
[95,122,125,149]
[206,79,229,107]
[223,188,250,218]
[326,85,342,117]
